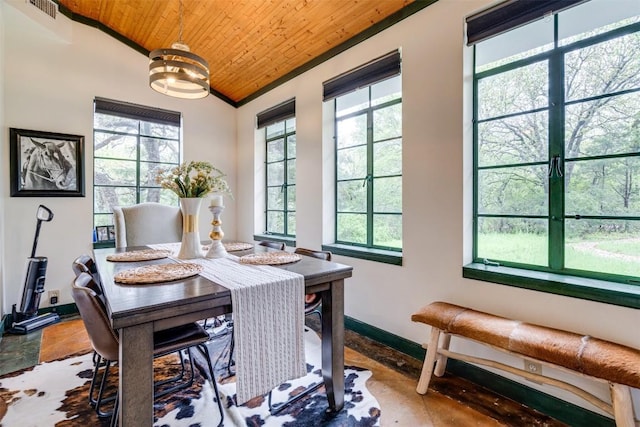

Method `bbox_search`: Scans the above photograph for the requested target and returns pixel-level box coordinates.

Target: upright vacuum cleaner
[9,204,60,334]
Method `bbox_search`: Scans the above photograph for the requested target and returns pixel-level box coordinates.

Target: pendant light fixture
[149,0,210,99]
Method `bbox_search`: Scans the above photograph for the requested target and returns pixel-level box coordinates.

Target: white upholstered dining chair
[112,202,182,248]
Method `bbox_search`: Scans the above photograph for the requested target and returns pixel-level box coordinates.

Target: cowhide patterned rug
[0,328,381,426]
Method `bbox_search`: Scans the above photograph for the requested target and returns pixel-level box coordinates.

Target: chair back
[72,272,119,361]
[294,247,332,261]
[113,202,182,248]
[259,240,286,250]
[72,254,103,292]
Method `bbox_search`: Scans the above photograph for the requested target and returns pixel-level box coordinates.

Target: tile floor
[0,315,567,426]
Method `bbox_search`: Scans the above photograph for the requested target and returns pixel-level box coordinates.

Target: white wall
[0,2,6,318]
[237,0,640,417]
[0,0,237,315]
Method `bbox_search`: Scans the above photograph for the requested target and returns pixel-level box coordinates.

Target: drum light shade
[149,42,210,99]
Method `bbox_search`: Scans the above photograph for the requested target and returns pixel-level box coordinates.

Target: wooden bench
[411,301,640,427]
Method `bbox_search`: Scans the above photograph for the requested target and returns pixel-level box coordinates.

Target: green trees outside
[476,20,640,278]
[93,114,180,226]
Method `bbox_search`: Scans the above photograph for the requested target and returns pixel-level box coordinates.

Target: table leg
[321,279,344,412]
[119,322,154,426]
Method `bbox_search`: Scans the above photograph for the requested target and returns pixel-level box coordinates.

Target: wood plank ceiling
[57,0,418,105]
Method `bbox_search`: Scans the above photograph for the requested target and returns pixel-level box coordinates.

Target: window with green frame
[471,0,640,285]
[93,98,181,234]
[265,118,296,237]
[332,72,402,251]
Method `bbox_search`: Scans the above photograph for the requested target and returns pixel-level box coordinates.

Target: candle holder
[205,205,228,258]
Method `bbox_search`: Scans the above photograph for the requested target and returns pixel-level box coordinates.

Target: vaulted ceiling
[57,0,430,106]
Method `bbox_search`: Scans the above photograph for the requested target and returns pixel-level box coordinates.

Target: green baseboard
[344,315,614,427]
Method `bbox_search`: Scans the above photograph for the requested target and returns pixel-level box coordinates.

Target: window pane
[287,159,296,184]
[373,104,402,141]
[475,19,553,72]
[565,218,640,276]
[558,0,640,46]
[374,176,401,213]
[337,145,367,180]
[287,213,296,236]
[286,118,296,133]
[140,137,179,163]
[94,133,137,159]
[373,214,402,248]
[266,121,285,139]
[94,113,138,134]
[140,121,180,139]
[478,166,548,216]
[337,114,367,149]
[565,157,640,216]
[337,181,366,212]
[267,187,283,209]
[140,162,166,187]
[287,185,296,211]
[267,138,285,162]
[477,61,548,120]
[374,138,402,176]
[267,161,284,185]
[336,87,369,117]
[94,213,113,227]
[139,187,162,203]
[287,134,296,158]
[267,211,284,234]
[566,92,640,159]
[477,217,548,266]
[94,186,136,214]
[371,75,401,106]
[94,158,137,186]
[478,111,548,167]
[565,32,640,102]
[337,213,367,244]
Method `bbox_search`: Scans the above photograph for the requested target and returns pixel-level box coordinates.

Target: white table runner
[149,243,306,404]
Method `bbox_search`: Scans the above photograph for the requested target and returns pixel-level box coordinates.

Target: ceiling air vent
[28,0,57,19]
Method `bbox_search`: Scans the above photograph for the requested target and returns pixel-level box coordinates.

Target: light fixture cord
[178,0,184,43]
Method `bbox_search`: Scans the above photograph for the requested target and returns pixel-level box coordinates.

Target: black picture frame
[10,128,85,197]
[95,226,110,242]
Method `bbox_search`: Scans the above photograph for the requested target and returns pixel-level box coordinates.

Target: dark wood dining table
[93,245,353,426]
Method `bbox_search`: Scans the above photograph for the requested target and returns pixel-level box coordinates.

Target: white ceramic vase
[178,197,203,259]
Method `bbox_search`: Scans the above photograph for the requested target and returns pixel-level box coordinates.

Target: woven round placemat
[114,263,203,284]
[223,241,254,252]
[239,251,301,265]
[106,249,173,262]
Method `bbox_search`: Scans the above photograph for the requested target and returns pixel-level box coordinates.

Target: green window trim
[463,263,640,309]
[332,78,403,254]
[264,118,296,238]
[322,243,402,266]
[92,98,181,243]
[472,12,640,295]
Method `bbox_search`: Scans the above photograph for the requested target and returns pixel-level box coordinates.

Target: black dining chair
[71,272,224,427]
[258,240,286,250]
[294,247,332,322]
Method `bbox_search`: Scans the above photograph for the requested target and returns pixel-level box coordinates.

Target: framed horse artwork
[9,128,85,197]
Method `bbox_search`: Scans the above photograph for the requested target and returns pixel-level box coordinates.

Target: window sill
[253,234,296,247]
[93,241,115,249]
[322,244,402,265]
[463,263,640,309]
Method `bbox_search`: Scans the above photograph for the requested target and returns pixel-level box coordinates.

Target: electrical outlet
[48,289,60,305]
[524,360,542,375]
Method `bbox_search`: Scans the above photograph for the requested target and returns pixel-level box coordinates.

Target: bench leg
[434,332,450,377]
[416,327,441,394]
[610,383,635,427]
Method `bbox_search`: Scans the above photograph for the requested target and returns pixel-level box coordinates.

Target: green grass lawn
[478,233,640,277]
